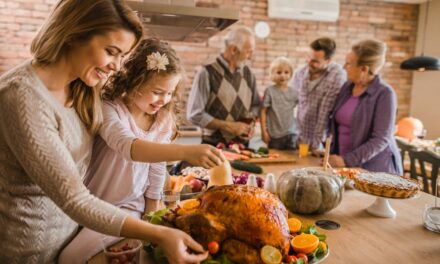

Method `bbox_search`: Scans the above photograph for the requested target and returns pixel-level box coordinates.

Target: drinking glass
[423,204,440,233]
[161,190,180,209]
[298,142,309,158]
[102,237,142,264]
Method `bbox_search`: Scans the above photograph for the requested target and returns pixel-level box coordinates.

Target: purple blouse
[329,76,403,175]
[335,96,359,155]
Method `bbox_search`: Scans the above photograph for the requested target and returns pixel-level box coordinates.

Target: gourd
[208,160,233,187]
[396,117,424,140]
[277,168,344,214]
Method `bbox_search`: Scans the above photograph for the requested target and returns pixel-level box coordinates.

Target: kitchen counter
[89,151,440,264]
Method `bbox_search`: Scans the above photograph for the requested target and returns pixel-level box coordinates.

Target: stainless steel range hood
[126,1,239,42]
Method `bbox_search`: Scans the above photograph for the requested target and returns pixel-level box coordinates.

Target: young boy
[260,57,298,150]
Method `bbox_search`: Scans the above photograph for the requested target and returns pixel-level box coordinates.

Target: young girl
[260,57,299,150]
[59,38,222,263]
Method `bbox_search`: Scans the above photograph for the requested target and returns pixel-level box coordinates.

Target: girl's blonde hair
[31,0,143,134]
[269,56,293,82]
[352,39,387,75]
[104,38,185,139]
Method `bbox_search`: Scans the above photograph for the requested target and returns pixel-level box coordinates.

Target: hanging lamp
[400,0,440,71]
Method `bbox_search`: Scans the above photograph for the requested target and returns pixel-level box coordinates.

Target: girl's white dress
[59,99,172,263]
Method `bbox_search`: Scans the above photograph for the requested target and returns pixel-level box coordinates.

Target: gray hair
[223,26,254,51]
[352,39,387,75]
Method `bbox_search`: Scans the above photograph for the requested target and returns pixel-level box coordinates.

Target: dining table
[89,150,440,264]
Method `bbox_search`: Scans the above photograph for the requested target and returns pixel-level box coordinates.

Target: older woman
[328,39,403,175]
[0,0,209,263]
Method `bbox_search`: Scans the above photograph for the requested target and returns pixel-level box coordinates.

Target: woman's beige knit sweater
[0,61,128,263]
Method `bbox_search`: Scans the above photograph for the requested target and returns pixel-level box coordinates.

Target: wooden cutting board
[245,150,297,164]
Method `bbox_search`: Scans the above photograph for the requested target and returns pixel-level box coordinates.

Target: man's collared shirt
[289,62,346,149]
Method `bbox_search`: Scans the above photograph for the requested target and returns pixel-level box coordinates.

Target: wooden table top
[89,151,440,264]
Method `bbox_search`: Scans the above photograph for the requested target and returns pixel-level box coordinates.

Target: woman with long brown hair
[0,1,208,263]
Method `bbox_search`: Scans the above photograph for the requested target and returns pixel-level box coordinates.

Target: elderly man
[289,37,346,154]
[187,26,260,146]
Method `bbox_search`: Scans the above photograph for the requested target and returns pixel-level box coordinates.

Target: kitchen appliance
[126,0,239,42]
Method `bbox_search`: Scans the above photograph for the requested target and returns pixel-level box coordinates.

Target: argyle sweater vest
[203,57,255,145]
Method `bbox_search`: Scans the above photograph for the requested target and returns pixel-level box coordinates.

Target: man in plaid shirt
[289,37,346,153]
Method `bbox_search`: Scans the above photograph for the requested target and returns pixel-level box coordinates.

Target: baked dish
[334,168,359,180]
[353,172,419,198]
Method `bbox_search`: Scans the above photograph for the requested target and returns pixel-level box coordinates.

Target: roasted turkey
[175,185,291,263]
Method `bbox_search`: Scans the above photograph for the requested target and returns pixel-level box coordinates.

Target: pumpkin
[277,168,344,214]
[396,117,424,140]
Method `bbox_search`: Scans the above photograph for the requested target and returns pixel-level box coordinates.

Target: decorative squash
[396,117,424,140]
[277,168,344,214]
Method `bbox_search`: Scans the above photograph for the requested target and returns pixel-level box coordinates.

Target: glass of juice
[298,142,309,158]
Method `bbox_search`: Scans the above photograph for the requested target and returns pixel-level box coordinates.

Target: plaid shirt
[289,62,346,149]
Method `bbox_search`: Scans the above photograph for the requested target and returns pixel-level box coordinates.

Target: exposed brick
[33,4,50,11]
[32,11,48,18]
[5,1,20,9]
[13,9,32,17]
[0,0,419,120]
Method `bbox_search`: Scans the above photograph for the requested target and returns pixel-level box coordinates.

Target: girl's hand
[328,154,346,167]
[261,131,270,145]
[158,227,209,264]
[185,144,225,169]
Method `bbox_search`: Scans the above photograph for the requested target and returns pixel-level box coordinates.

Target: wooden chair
[395,137,417,176]
[409,149,439,195]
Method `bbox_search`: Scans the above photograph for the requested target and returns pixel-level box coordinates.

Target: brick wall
[0,0,418,122]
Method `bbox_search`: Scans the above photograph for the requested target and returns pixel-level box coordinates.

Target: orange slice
[180,199,200,210]
[260,245,282,264]
[291,233,319,254]
[287,218,302,233]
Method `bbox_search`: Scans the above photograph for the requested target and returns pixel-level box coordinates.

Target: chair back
[409,149,440,195]
[396,137,417,174]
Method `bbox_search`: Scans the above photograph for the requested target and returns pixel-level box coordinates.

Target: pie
[353,172,419,198]
[334,168,359,180]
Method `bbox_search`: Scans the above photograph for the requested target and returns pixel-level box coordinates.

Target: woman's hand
[311,148,324,157]
[328,154,346,167]
[158,227,209,264]
[184,144,225,169]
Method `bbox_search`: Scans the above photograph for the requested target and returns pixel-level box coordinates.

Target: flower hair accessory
[146,52,169,72]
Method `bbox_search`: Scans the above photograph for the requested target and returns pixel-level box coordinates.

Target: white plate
[309,248,330,264]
